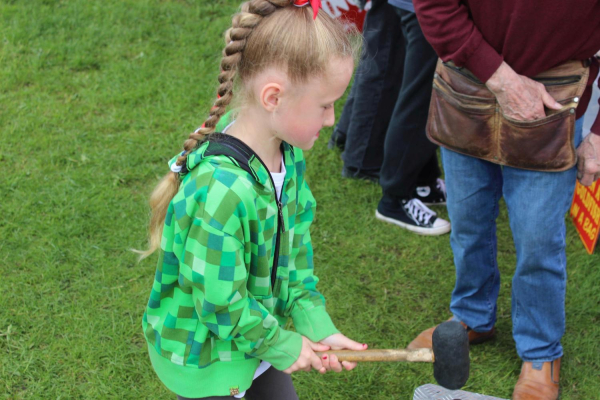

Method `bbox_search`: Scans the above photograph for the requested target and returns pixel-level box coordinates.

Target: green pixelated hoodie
[142,126,338,398]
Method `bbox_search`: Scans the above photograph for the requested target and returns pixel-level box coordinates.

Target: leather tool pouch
[426,59,590,171]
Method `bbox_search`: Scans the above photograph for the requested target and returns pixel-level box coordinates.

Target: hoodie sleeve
[184,176,302,371]
[285,156,339,342]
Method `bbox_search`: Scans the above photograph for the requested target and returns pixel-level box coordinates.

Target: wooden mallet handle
[315,348,434,363]
[314,322,470,391]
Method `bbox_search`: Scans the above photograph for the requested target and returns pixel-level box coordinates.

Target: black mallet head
[432,320,470,390]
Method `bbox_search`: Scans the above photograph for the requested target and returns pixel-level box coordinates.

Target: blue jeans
[443,117,584,362]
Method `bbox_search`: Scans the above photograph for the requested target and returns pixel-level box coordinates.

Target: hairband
[293,0,321,20]
[170,151,186,173]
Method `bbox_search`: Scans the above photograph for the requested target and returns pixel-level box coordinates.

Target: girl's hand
[283,336,330,375]
[318,333,367,372]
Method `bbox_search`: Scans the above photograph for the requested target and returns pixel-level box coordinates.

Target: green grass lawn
[1,1,599,398]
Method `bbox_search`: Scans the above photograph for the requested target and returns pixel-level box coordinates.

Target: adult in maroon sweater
[406,1,600,399]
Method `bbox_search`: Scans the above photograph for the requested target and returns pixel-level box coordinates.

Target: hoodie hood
[168,133,294,190]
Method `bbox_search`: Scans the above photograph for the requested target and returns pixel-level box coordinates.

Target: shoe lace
[436,178,447,198]
[404,198,436,225]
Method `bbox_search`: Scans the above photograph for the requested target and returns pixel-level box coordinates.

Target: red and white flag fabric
[322,0,368,32]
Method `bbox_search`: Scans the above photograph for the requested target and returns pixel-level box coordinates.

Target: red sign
[570,180,600,254]
[322,0,368,32]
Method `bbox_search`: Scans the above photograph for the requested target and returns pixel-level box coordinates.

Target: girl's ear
[259,82,283,112]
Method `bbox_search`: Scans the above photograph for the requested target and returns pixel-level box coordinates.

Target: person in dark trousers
[374,0,450,236]
[329,0,405,182]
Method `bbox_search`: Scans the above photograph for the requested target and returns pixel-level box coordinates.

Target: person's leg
[404,147,500,348]
[416,153,441,187]
[175,366,297,400]
[244,367,298,400]
[338,0,405,175]
[505,118,584,362]
[331,0,381,151]
[328,85,354,150]
[374,9,448,234]
[444,148,503,332]
[378,9,439,199]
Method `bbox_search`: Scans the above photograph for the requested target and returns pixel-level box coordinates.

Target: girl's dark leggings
[176,367,298,400]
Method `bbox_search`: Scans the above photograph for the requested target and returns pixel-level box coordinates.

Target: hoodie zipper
[251,153,285,291]
[271,194,284,290]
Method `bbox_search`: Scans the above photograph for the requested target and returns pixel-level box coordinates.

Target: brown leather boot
[406,319,496,349]
[512,358,560,400]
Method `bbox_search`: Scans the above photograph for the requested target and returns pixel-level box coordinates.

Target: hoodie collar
[168,133,294,189]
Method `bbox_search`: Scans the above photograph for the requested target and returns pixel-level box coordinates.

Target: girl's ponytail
[136,171,180,259]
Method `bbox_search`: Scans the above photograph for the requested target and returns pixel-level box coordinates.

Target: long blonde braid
[139,0,294,259]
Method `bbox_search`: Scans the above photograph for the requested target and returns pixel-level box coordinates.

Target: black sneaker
[414,178,447,206]
[376,195,451,236]
[342,166,379,183]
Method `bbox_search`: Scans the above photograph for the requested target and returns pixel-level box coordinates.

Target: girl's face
[272,57,354,150]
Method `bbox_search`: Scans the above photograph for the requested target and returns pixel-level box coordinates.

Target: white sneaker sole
[375,210,451,236]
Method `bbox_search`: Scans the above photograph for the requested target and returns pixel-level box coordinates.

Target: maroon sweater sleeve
[413,0,503,83]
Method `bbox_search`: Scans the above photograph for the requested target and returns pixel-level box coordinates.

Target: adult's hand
[486,61,562,121]
[577,133,600,186]
[318,333,367,372]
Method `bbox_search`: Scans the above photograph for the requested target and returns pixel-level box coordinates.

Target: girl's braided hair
[139,0,357,258]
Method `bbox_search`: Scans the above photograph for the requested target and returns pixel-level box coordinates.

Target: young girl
[140,0,366,398]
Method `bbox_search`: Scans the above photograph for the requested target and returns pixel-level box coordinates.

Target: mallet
[316,321,470,390]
